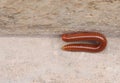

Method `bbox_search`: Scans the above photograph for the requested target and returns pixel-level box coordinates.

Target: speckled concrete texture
[0,0,120,83]
[0,37,120,83]
[0,0,120,36]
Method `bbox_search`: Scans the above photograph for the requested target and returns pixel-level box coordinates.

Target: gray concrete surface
[0,0,120,83]
[0,0,120,37]
[0,36,120,83]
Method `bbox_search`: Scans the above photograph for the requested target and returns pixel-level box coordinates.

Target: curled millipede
[62,32,107,53]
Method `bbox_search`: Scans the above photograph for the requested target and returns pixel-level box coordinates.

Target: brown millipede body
[62,32,107,52]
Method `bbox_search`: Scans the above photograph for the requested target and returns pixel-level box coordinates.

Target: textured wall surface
[0,0,120,37]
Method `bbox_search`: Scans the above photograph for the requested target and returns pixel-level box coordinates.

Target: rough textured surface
[0,0,120,83]
[0,0,120,37]
[0,37,120,83]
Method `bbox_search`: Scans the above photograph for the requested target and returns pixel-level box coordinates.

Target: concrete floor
[0,0,120,83]
[0,36,120,83]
